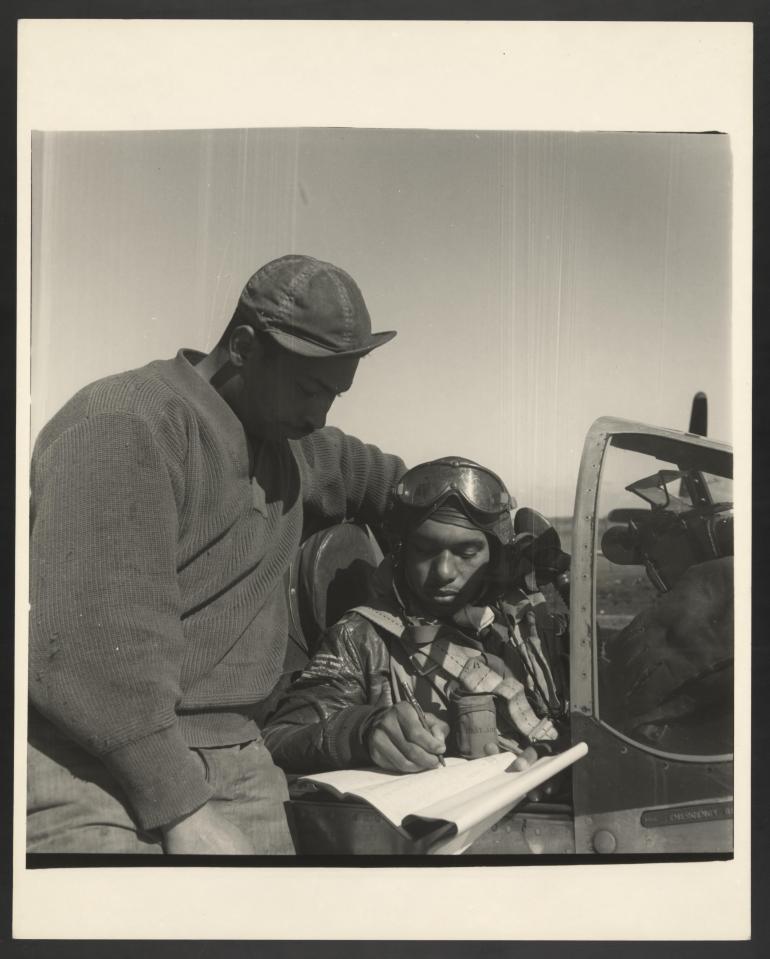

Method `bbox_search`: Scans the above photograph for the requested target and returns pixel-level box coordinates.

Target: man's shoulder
[324,607,397,649]
[329,606,383,635]
[89,355,186,404]
[342,603,405,638]
[34,357,189,456]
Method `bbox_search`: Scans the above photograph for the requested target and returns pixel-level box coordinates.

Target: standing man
[28,254,405,855]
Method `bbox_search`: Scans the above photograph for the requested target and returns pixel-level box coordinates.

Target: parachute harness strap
[351,604,557,744]
[499,594,563,718]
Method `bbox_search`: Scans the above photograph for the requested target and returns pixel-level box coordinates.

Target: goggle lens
[395,463,513,514]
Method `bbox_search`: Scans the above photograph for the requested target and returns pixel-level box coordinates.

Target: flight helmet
[384,457,516,551]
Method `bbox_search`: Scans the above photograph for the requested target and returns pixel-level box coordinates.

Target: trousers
[27,713,295,854]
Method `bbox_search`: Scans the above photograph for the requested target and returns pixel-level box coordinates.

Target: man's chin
[420,593,463,618]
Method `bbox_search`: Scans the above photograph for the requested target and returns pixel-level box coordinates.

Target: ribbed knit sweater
[29,349,404,830]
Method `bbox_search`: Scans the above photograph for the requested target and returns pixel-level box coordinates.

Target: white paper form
[300,742,588,839]
[417,742,589,853]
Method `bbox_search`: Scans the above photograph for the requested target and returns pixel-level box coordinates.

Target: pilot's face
[403,517,491,618]
[237,341,359,441]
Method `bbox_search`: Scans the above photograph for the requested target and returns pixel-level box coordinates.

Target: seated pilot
[263,457,569,776]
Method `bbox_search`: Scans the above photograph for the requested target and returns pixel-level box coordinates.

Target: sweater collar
[162,349,253,475]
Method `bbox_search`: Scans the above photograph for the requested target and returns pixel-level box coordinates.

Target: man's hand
[366,702,449,773]
[505,746,565,802]
[161,803,256,855]
[487,744,553,801]
[511,745,538,771]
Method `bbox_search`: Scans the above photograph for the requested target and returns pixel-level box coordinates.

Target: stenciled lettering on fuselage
[640,802,733,829]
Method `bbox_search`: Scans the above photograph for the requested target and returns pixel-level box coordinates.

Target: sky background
[30,128,732,516]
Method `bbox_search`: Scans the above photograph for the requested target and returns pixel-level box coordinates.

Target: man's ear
[227,324,258,368]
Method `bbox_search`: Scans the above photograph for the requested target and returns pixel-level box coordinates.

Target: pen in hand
[401,684,446,767]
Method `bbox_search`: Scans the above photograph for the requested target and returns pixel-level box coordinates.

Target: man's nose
[433,551,456,584]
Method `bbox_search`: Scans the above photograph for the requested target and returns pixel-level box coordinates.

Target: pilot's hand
[511,746,563,802]
[366,702,449,773]
[493,745,553,802]
[511,745,539,771]
[161,803,256,855]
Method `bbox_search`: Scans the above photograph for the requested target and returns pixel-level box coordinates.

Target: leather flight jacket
[263,579,569,774]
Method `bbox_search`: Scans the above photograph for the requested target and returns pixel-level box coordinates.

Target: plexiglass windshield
[595,435,733,759]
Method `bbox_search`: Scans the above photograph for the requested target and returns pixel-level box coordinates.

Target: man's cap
[234,254,397,358]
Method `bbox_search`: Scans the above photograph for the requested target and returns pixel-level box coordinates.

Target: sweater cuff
[100,724,214,831]
[328,705,384,767]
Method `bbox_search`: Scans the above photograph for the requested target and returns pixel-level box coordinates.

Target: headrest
[288,523,384,662]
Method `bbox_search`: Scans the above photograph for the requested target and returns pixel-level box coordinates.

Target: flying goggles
[393,459,515,520]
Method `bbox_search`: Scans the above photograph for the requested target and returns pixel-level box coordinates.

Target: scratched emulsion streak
[33,129,731,524]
